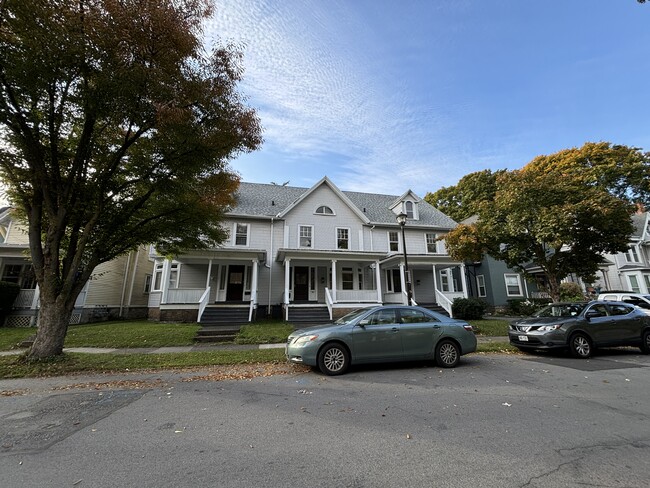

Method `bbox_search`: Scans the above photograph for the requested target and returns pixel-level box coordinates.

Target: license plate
[518,335,529,342]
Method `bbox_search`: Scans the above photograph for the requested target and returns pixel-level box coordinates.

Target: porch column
[331,259,337,302]
[31,284,40,310]
[399,263,407,305]
[205,259,213,288]
[460,263,469,298]
[284,258,291,304]
[251,259,259,305]
[375,260,382,303]
[161,259,172,304]
[432,264,438,292]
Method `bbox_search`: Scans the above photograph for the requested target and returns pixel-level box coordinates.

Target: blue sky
[205,0,650,197]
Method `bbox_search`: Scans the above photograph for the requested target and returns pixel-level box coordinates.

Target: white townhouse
[148,177,468,325]
[593,211,650,294]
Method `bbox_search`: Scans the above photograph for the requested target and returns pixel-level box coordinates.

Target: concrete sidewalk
[0,336,510,357]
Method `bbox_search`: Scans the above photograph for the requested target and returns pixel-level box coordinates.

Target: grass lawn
[469,318,510,336]
[235,321,294,344]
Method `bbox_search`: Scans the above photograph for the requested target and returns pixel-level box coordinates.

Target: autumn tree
[424,169,504,222]
[0,0,262,359]
[444,143,648,301]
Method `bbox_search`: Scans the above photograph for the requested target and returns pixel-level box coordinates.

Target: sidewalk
[0,336,510,357]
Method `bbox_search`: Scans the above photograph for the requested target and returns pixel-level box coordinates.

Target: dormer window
[403,200,418,220]
[315,205,334,215]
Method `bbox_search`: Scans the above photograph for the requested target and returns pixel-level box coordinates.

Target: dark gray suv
[509,301,650,358]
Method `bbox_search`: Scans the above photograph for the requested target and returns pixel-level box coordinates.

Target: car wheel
[317,343,350,376]
[640,330,650,354]
[569,333,592,359]
[436,340,460,368]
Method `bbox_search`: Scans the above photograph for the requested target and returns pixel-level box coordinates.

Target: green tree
[0,0,262,359]
[424,169,504,222]
[444,143,645,301]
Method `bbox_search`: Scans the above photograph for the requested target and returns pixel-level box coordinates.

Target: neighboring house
[0,207,151,327]
[148,177,468,325]
[594,211,650,294]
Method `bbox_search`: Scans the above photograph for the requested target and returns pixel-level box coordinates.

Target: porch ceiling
[277,248,386,263]
[379,253,461,267]
[0,244,30,258]
[173,248,267,264]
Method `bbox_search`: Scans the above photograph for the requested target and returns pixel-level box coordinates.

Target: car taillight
[463,325,473,332]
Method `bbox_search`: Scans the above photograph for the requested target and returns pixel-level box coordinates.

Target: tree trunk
[546,275,561,302]
[27,299,74,359]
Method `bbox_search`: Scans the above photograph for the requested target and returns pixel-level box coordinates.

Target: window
[400,308,434,324]
[477,275,486,297]
[386,269,402,292]
[644,274,650,292]
[144,274,152,293]
[440,269,451,292]
[504,274,523,296]
[609,303,634,316]
[153,263,164,291]
[152,262,179,291]
[366,309,397,325]
[299,225,313,248]
[234,223,249,246]
[625,247,640,263]
[341,267,354,290]
[169,263,179,289]
[388,231,399,252]
[628,275,641,293]
[425,233,438,253]
[1,264,36,288]
[315,205,334,215]
[337,228,349,250]
[1,264,21,284]
[405,201,414,219]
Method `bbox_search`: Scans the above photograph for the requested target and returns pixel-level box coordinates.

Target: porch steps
[418,303,450,317]
[196,306,249,342]
[288,306,331,328]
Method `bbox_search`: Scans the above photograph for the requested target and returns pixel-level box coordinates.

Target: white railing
[249,300,255,322]
[435,289,464,317]
[13,289,36,309]
[166,288,205,304]
[198,287,211,321]
[335,290,380,302]
[531,291,551,299]
[324,288,333,320]
[404,290,417,306]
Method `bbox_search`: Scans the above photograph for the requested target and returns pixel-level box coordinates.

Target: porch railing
[324,288,333,320]
[166,288,205,304]
[198,287,211,321]
[335,290,380,303]
[435,290,464,317]
[13,289,37,309]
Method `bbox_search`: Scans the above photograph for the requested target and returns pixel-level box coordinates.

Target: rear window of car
[536,304,585,317]
[609,304,634,316]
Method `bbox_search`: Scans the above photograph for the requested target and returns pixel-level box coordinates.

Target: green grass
[468,318,510,336]
[0,349,287,378]
[235,321,294,344]
[64,321,199,348]
[0,327,35,350]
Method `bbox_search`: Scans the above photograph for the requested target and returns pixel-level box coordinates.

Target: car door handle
[391,327,399,333]
[432,325,441,329]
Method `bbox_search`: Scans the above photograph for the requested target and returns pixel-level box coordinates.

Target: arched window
[405,201,414,219]
[315,205,334,215]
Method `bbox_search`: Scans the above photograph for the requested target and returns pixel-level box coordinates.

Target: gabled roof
[230,179,458,229]
[389,189,421,210]
[631,211,649,240]
[276,176,370,223]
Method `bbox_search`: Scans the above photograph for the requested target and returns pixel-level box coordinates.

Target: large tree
[0,0,262,359]
[424,169,505,222]
[443,143,648,301]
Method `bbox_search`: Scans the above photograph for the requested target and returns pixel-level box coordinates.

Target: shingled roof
[230,181,457,229]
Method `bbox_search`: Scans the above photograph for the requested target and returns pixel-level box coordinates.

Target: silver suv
[597,292,650,314]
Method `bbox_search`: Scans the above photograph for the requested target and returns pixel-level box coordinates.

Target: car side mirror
[358,319,370,327]
[585,311,600,320]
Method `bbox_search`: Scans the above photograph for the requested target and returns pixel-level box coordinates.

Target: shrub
[506,298,551,316]
[0,281,21,324]
[559,282,585,301]
[452,297,489,319]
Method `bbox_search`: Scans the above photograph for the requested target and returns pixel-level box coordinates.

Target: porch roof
[0,243,30,258]
[175,248,267,264]
[379,253,461,267]
[276,248,386,263]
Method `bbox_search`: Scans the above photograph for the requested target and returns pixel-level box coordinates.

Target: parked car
[509,301,650,358]
[597,291,650,314]
[286,305,477,375]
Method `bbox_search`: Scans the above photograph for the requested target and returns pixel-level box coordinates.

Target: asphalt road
[1,349,649,488]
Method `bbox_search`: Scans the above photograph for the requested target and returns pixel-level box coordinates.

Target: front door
[226,265,245,301]
[294,266,309,301]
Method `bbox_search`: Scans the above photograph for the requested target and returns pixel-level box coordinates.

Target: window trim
[299,224,314,248]
[388,231,400,252]
[233,222,250,247]
[314,205,335,216]
[625,246,640,263]
[336,227,350,250]
[425,233,438,254]
[477,275,487,298]
[504,273,523,297]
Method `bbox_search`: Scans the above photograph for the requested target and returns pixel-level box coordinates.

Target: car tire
[569,333,592,359]
[317,342,350,376]
[435,340,460,368]
[640,330,650,354]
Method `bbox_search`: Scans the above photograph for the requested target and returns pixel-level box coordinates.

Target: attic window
[315,205,334,215]
[404,200,417,219]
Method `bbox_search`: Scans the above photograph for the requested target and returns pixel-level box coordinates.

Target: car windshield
[535,304,585,317]
[334,308,370,325]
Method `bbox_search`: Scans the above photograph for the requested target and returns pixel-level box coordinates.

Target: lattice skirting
[4,312,82,327]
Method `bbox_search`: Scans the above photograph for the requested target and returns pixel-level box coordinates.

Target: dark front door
[226,265,245,301]
[294,266,309,302]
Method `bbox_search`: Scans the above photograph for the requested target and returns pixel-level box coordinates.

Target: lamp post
[396,212,413,305]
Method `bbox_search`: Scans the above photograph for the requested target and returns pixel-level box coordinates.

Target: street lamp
[396,212,413,305]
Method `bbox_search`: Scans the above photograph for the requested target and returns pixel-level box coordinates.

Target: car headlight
[538,324,562,332]
[293,334,319,346]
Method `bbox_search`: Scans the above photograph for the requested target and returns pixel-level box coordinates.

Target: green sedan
[286,305,477,375]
